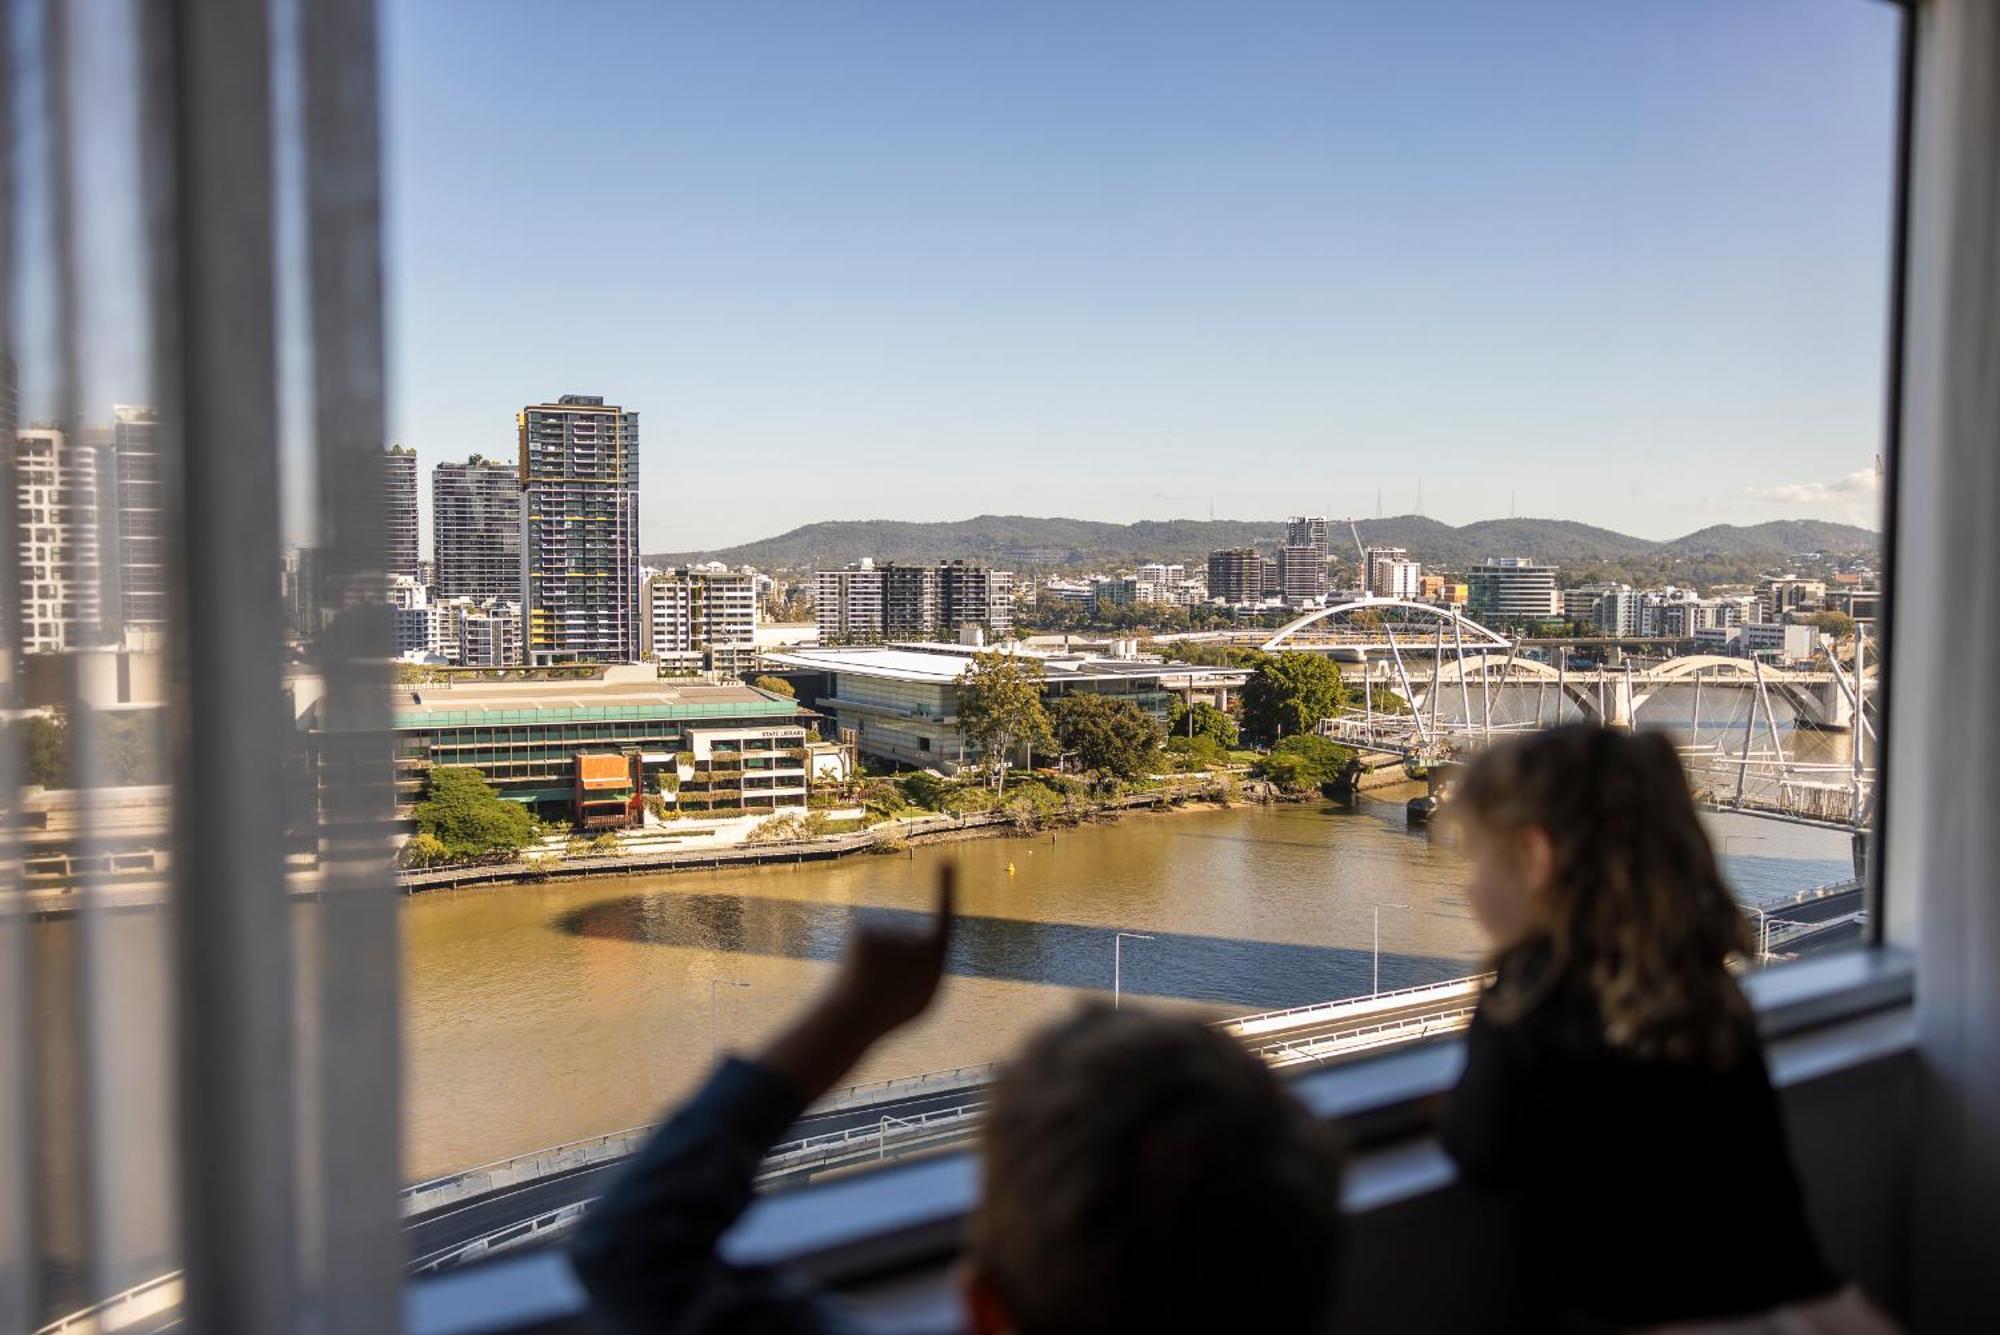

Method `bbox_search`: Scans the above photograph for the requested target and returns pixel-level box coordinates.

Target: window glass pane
[376,0,1898,1273]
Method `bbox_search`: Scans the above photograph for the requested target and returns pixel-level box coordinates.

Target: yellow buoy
[1006,862,1016,875]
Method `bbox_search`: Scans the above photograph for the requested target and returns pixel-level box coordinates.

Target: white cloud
[1746,468,1881,523]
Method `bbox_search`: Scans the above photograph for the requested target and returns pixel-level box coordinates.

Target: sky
[380,0,1903,554]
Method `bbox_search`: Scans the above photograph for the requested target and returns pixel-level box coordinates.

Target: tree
[413,766,538,860]
[1241,652,1349,745]
[1809,610,1856,642]
[1051,693,1166,781]
[1253,734,1358,795]
[750,674,797,697]
[955,651,1053,792]
[1167,699,1239,749]
[22,714,69,788]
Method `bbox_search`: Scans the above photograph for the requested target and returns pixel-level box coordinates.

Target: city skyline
[382,0,1899,551]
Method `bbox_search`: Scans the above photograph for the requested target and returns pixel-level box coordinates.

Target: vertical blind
[1,1,401,1331]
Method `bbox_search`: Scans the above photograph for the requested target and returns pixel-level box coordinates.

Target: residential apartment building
[815,559,1012,643]
[1133,562,1200,605]
[283,546,324,639]
[938,560,1012,638]
[1563,582,1642,635]
[384,444,419,580]
[1466,558,1561,623]
[458,599,523,667]
[519,394,641,664]
[1278,545,1328,604]
[1285,515,1329,553]
[642,563,759,674]
[433,455,521,601]
[14,428,102,654]
[111,405,165,637]
[815,562,886,644]
[1365,547,1421,600]
[1207,547,1263,604]
[882,563,939,637]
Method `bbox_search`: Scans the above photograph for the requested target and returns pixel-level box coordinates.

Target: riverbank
[394,784,1244,895]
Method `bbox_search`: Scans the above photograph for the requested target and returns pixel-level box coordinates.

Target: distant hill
[646,514,1879,574]
[1660,520,1882,558]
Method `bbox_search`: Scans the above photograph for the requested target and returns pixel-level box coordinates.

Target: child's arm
[570,868,956,1333]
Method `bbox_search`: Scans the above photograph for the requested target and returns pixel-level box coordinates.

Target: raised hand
[827,863,957,1041]
[757,864,958,1102]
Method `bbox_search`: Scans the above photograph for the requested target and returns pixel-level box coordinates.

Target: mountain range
[645,515,1879,573]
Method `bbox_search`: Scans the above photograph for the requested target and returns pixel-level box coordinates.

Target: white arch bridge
[1259,598,1867,732]
[1257,600,1878,830]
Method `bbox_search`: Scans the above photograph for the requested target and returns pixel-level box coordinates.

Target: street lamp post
[1372,903,1409,997]
[710,979,750,1060]
[1744,904,1775,964]
[1113,932,1155,1010]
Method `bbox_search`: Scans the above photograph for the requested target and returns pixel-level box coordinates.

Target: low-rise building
[1466,558,1560,622]
[1741,621,1819,664]
[382,665,807,822]
[1761,576,1828,620]
[767,643,1246,773]
[674,724,811,816]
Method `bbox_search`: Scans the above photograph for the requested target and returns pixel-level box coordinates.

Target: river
[400,784,1852,1179]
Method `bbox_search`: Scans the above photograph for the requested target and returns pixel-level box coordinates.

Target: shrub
[1252,734,1358,795]
[1164,734,1228,771]
[748,812,809,843]
[398,832,450,868]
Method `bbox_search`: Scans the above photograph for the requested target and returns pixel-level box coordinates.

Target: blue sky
[382,0,1902,553]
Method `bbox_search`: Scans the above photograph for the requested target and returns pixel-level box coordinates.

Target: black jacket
[1441,946,1839,1327]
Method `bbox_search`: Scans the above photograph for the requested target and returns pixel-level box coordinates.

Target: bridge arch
[1260,599,1512,654]
[1419,653,1852,728]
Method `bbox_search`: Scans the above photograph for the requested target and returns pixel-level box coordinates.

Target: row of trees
[14,710,170,790]
[954,652,1178,789]
[953,647,1359,790]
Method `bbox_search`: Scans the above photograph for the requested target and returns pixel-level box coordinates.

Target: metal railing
[408,1102,991,1277]
[1252,1006,1479,1067]
[1221,975,1488,1033]
[32,1272,184,1335]
[410,1201,595,1276]
[400,1062,1000,1215]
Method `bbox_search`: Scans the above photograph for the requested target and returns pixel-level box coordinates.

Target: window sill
[407,947,1915,1335]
